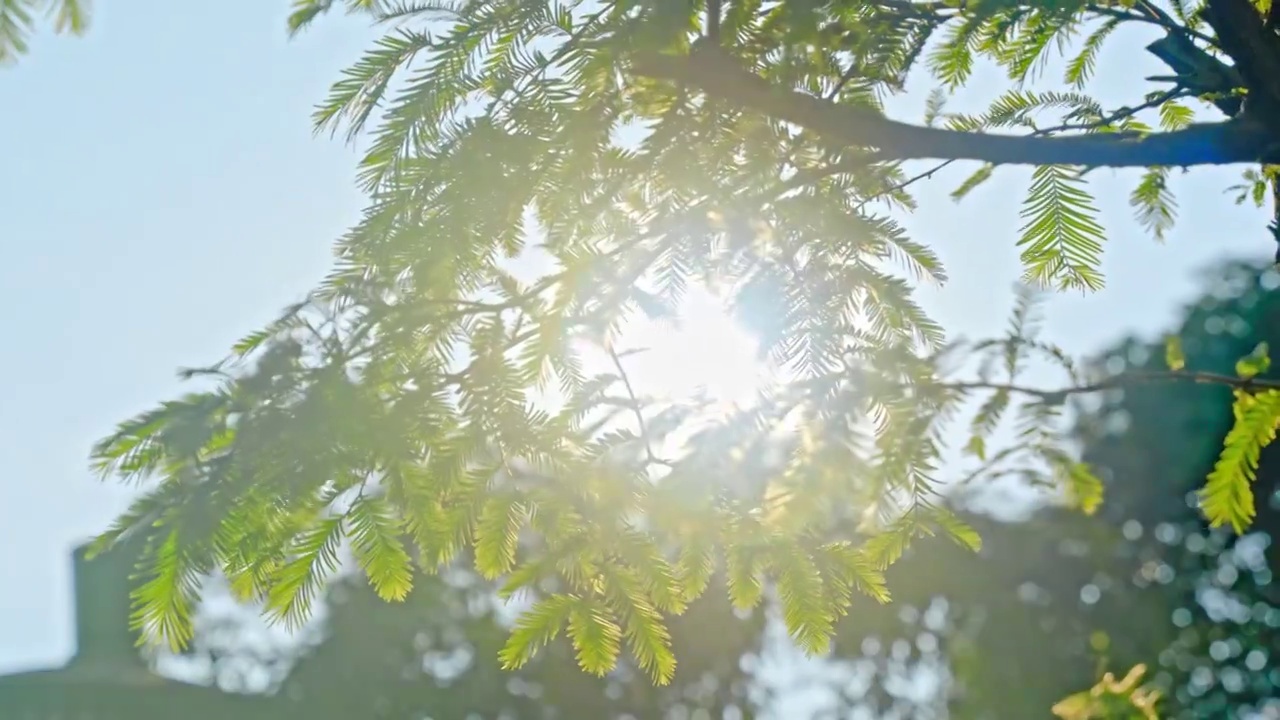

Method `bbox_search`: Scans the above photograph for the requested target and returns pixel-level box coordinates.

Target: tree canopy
[13,0,1280,716]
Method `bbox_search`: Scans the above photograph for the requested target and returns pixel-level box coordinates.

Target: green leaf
[964,433,987,461]
[771,541,838,654]
[725,542,764,611]
[347,495,415,601]
[1061,460,1104,515]
[1130,167,1177,241]
[286,0,376,37]
[924,87,948,126]
[1017,164,1107,291]
[861,515,920,570]
[675,531,716,602]
[49,0,86,34]
[1,0,91,64]
[499,594,576,671]
[312,28,436,142]
[128,529,204,652]
[951,163,995,201]
[816,541,891,605]
[1158,100,1195,130]
[1235,342,1271,379]
[474,493,527,579]
[1201,389,1280,533]
[1064,17,1120,87]
[932,506,983,552]
[601,566,677,684]
[1164,334,1186,371]
[566,596,624,676]
[264,515,346,628]
[928,18,981,89]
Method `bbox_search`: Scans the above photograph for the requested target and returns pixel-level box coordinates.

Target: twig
[607,344,658,464]
[853,160,954,212]
[934,370,1280,402]
[1089,2,1219,46]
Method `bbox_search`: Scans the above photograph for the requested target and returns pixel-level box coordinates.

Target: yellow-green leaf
[499,593,576,670]
[1164,334,1185,371]
[474,493,526,579]
[774,544,834,654]
[725,544,764,610]
[128,530,201,652]
[1235,341,1271,379]
[1201,389,1280,532]
[347,496,414,601]
[566,596,623,676]
[964,434,987,461]
[264,515,346,628]
[601,567,677,684]
[1064,461,1104,515]
[933,507,983,552]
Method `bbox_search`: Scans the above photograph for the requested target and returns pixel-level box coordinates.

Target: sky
[0,0,1272,682]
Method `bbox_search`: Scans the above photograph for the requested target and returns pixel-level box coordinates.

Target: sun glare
[621,285,771,408]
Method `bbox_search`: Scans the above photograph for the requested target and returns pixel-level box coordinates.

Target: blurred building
[0,539,278,719]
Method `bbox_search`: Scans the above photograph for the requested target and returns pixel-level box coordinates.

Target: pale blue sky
[0,0,1268,679]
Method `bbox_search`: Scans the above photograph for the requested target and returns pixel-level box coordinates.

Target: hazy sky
[0,1,1269,677]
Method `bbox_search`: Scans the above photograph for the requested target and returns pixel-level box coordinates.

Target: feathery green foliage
[0,0,87,62]
[1019,164,1107,289]
[1201,386,1280,533]
[58,0,1279,703]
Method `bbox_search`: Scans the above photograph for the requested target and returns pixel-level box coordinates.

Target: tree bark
[1204,0,1280,114]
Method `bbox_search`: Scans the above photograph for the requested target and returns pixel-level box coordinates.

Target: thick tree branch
[632,44,1280,168]
[790,87,1187,194]
[1144,33,1242,116]
[1203,0,1280,114]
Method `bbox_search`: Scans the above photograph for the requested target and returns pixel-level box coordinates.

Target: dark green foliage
[1069,260,1280,717]
[810,259,1280,717]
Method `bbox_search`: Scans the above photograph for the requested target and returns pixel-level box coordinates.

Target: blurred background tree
[814,256,1280,718]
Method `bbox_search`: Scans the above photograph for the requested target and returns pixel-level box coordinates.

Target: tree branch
[934,369,1280,402]
[789,87,1187,195]
[632,44,1279,168]
[607,344,658,465]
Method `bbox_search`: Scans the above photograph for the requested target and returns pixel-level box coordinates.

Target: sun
[619,284,772,408]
